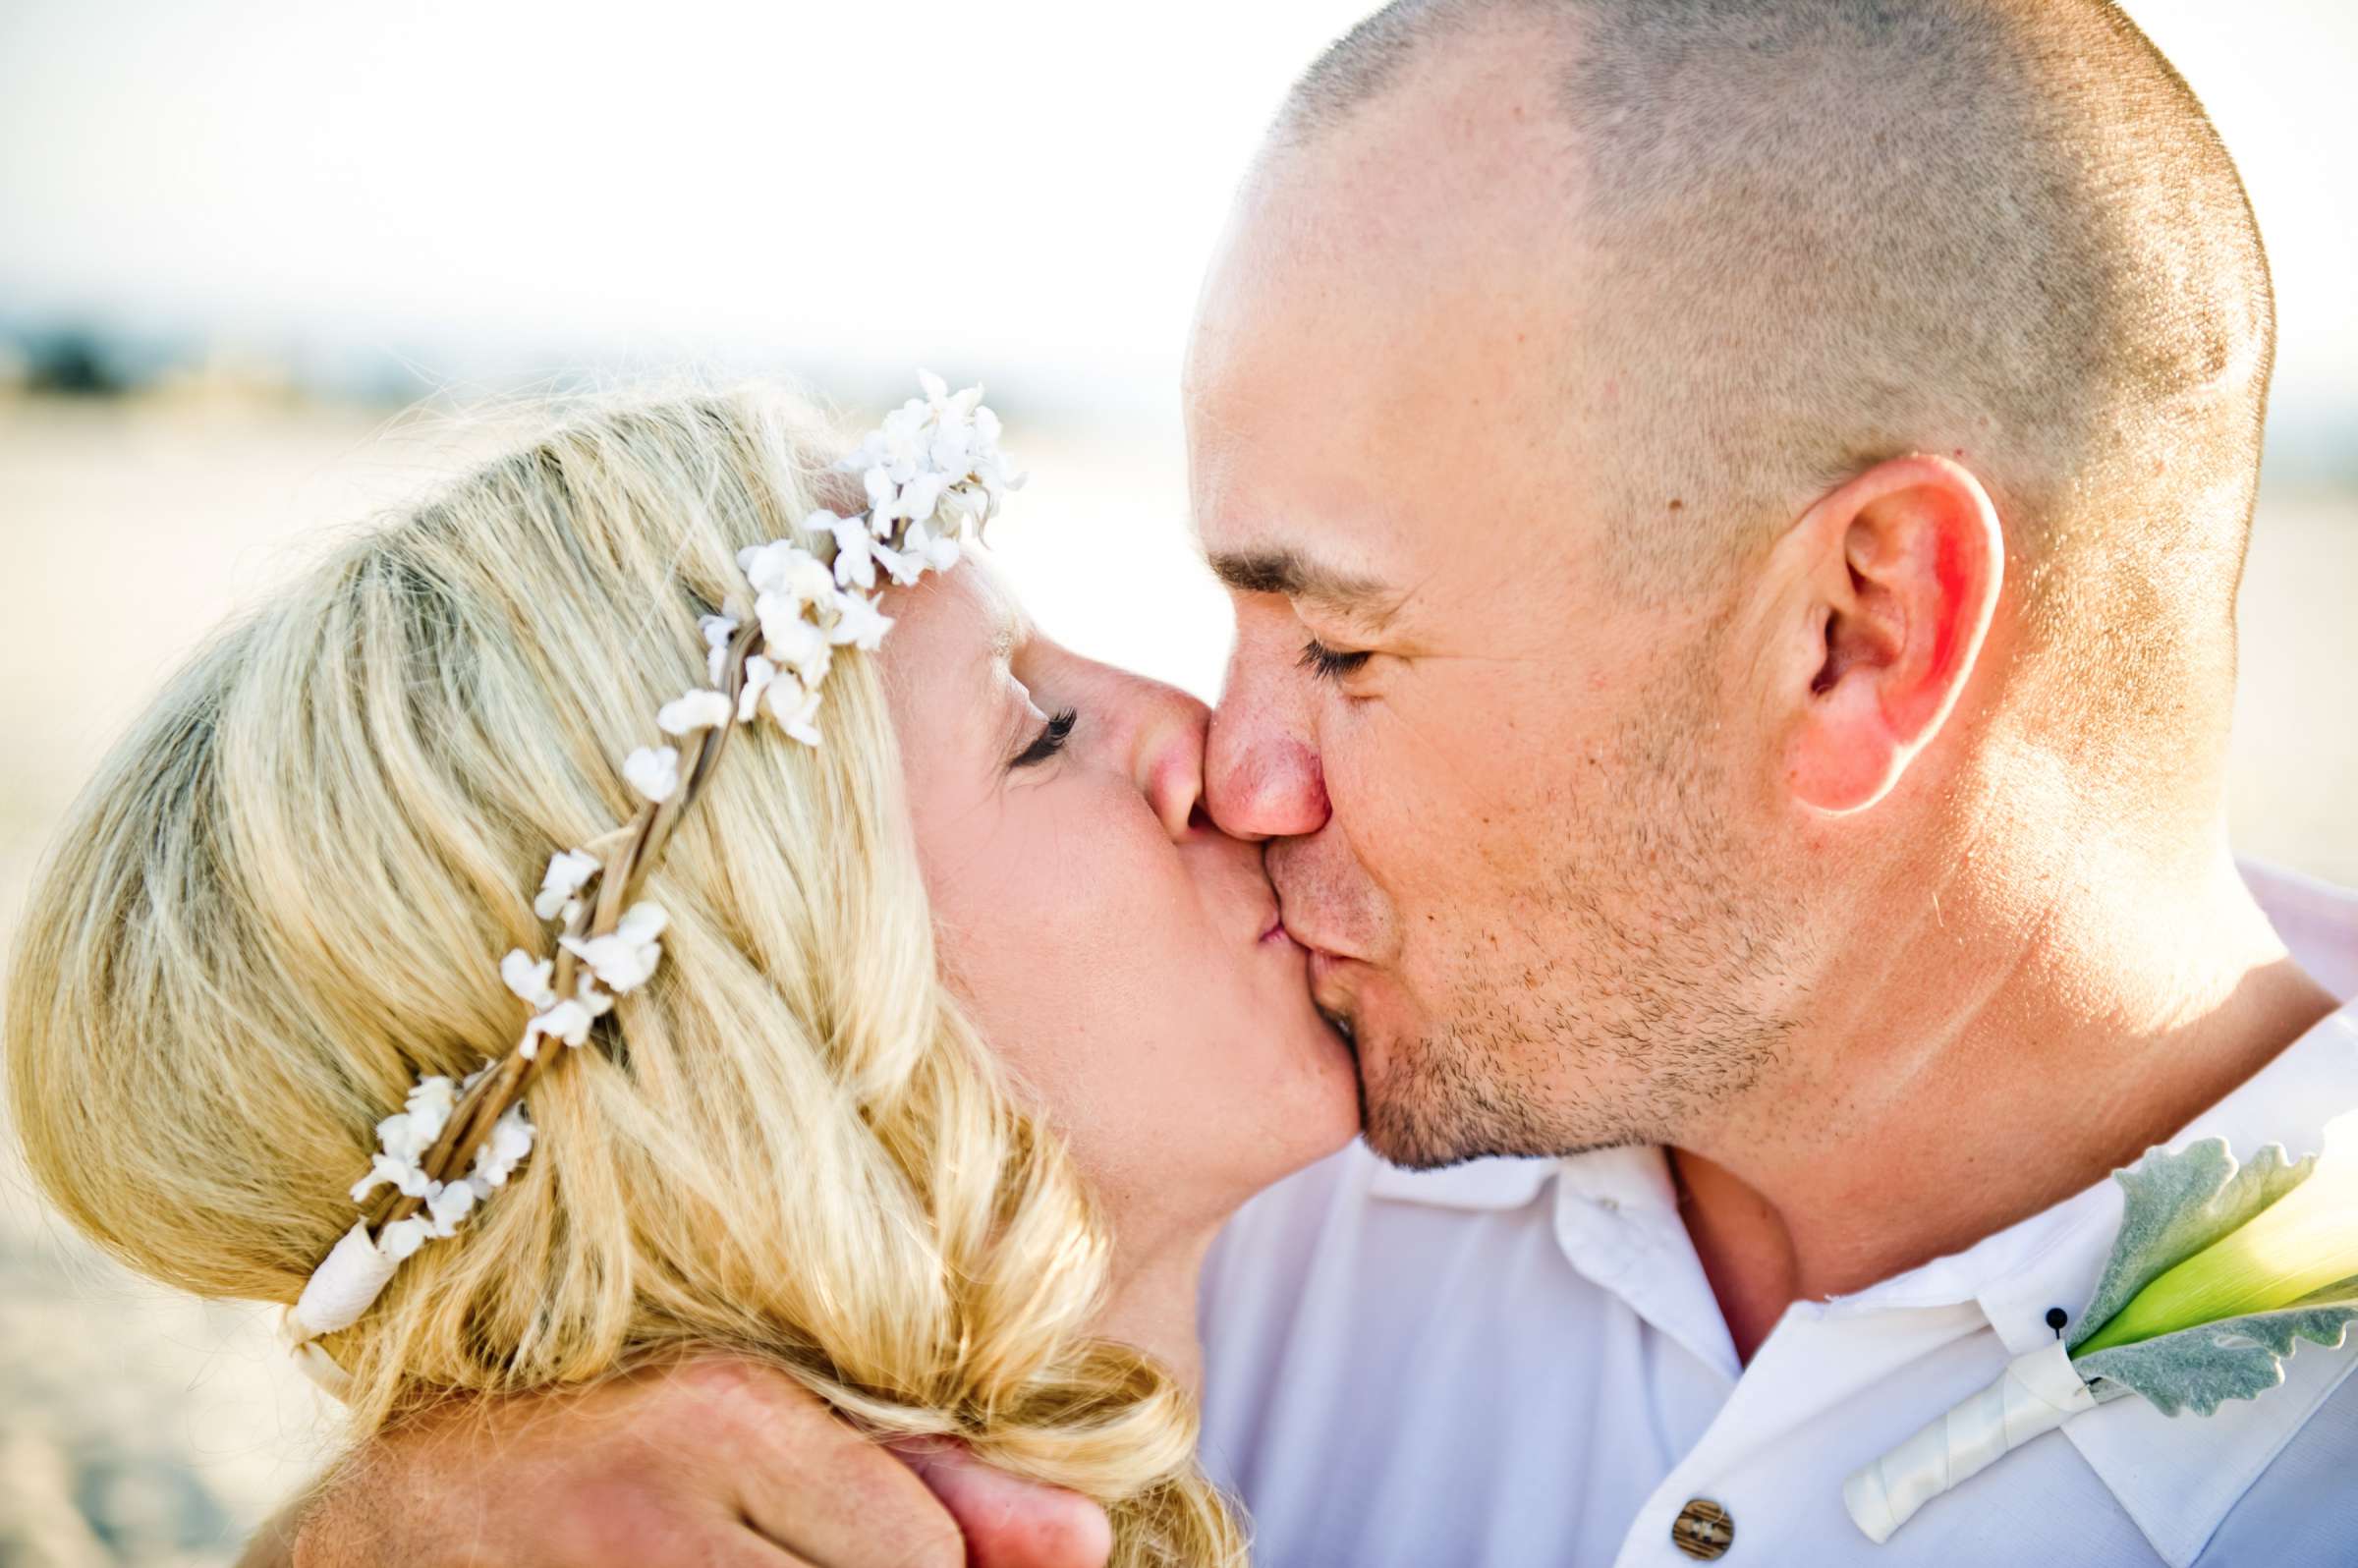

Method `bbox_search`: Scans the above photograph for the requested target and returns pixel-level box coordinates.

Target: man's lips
[1283,924,1362,1038]
[1279,912,1355,966]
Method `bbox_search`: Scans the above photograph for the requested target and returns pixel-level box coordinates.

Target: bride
[2,377,1361,1566]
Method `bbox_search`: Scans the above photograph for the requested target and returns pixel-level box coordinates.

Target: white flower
[520,995,595,1058]
[738,539,793,594]
[379,1216,434,1261]
[870,536,921,587]
[823,510,880,590]
[559,902,668,993]
[657,689,732,737]
[374,1077,456,1163]
[934,484,979,533]
[574,977,616,1020]
[826,591,892,650]
[927,420,974,479]
[897,471,948,528]
[471,1102,535,1189]
[765,675,825,747]
[919,368,984,424]
[351,1151,429,1204]
[533,850,599,921]
[702,614,740,686]
[499,950,556,1012]
[757,595,833,685]
[425,1180,477,1233]
[901,520,961,576]
[739,540,836,606]
[624,745,680,804]
[738,654,778,723]
[872,400,933,481]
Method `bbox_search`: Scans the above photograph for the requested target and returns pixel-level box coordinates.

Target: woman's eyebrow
[974,615,1020,713]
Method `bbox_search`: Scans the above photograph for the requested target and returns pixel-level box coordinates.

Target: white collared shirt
[1198,864,2358,1566]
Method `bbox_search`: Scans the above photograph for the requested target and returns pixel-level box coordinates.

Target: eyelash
[1298,640,1374,682]
[1011,707,1078,769]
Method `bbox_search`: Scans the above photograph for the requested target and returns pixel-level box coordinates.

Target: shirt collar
[1367,1145,1744,1378]
[1364,1151,1558,1211]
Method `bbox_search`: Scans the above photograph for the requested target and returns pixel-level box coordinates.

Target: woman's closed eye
[1298,639,1374,682]
[1011,707,1079,769]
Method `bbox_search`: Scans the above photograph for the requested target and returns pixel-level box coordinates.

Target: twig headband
[280,375,1023,1394]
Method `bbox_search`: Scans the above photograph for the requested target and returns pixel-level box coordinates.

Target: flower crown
[280,374,1023,1393]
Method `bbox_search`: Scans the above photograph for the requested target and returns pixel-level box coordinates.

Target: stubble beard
[1359,665,1811,1171]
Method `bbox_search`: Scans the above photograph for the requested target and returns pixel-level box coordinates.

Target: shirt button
[1670,1498,1735,1560]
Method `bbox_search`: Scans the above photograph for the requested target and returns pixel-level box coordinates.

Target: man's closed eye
[1299,640,1374,681]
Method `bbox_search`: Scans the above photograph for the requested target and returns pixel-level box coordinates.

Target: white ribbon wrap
[288,1221,400,1339]
[279,1221,402,1399]
[1843,1338,2098,1543]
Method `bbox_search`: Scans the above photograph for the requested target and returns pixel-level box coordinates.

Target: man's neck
[1673,848,2340,1365]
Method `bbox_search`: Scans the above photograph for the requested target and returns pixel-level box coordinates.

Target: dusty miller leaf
[2074,1280,2358,1417]
[2069,1136,2315,1352]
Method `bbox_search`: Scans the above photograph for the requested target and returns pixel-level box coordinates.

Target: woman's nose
[1205,637,1331,841]
[1128,681,1209,841]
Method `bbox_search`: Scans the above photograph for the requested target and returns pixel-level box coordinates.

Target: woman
[2,379,1361,1566]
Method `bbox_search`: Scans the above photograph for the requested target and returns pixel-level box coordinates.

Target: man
[276,1,2358,1562]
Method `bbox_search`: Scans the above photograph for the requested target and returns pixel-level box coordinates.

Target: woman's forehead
[878,555,1034,714]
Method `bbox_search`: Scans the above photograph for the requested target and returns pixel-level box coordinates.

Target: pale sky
[2,0,2353,437]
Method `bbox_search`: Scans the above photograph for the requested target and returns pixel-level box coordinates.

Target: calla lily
[2076,1110,2358,1352]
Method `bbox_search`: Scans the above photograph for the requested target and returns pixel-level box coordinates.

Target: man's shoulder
[2242,858,2358,1000]
[2191,1353,2358,1565]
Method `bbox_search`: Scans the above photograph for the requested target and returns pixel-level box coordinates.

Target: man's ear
[1770,454,2004,814]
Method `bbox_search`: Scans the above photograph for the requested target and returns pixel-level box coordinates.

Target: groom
[278,1,2358,1563]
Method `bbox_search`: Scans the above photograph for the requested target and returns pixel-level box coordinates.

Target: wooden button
[1671,1497,1735,1560]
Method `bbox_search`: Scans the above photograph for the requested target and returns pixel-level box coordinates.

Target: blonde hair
[4,383,1245,1565]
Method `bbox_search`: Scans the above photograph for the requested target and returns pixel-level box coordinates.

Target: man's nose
[1205,636,1331,841]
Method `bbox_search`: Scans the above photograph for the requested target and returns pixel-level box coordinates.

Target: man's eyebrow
[1206,548,1401,624]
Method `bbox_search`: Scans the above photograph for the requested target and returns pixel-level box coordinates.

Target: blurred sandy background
[3,0,2354,1562]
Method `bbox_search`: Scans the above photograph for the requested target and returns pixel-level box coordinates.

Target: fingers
[698,1534,819,1568]
[682,1362,965,1568]
[889,1440,1114,1568]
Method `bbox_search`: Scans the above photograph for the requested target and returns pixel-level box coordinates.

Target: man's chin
[1356,1049,1640,1170]
[1356,1074,1537,1172]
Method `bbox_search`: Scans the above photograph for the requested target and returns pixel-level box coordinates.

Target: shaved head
[1262,0,2273,776]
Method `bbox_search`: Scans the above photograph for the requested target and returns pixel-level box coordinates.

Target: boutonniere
[1845,1111,2358,1543]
